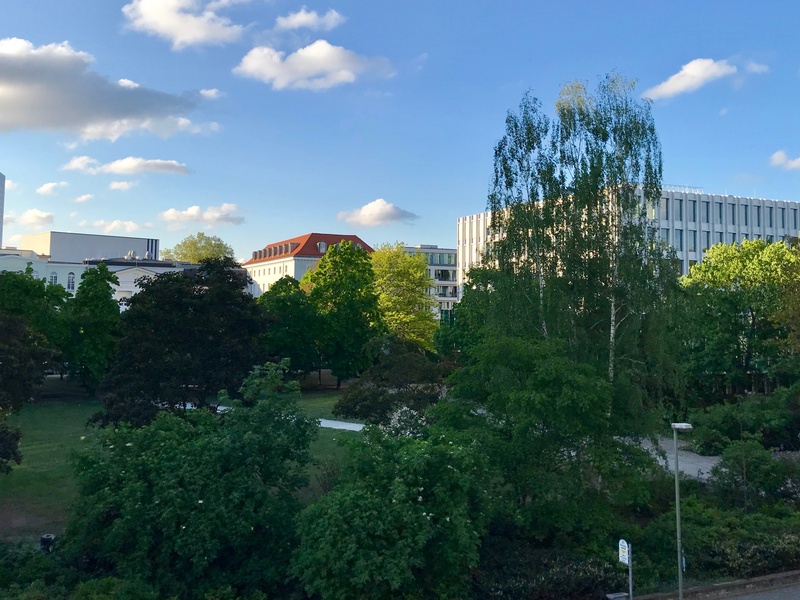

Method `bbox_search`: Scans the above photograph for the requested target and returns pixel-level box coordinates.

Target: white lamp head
[671,422,693,431]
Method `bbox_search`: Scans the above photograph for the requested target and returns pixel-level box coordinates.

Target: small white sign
[618,539,629,565]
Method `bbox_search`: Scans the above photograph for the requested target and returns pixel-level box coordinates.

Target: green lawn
[0,384,361,541]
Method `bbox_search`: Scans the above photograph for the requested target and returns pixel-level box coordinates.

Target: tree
[0,314,50,474]
[67,363,317,598]
[257,276,320,375]
[301,240,382,385]
[96,257,268,426]
[62,264,121,392]
[160,232,235,263]
[683,239,800,400]
[371,243,437,350]
[292,428,488,600]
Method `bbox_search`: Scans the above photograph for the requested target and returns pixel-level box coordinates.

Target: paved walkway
[731,582,800,599]
[644,438,720,481]
[319,418,364,431]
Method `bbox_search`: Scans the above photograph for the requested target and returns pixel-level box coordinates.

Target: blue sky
[2,1,800,258]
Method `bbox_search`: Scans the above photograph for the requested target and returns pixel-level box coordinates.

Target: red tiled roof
[243,233,373,266]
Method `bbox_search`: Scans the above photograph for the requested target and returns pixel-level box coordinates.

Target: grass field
[0,382,360,541]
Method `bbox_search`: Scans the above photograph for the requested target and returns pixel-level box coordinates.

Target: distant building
[20,231,159,263]
[457,188,800,295]
[0,172,5,249]
[243,232,373,296]
[404,245,457,321]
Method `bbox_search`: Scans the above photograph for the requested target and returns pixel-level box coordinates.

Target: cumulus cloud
[64,155,189,175]
[109,181,135,191]
[36,181,68,195]
[643,58,737,100]
[160,203,243,228]
[745,60,770,74]
[337,198,418,227]
[122,0,247,50]
[3,179,15,190]
[74,194,93,203]
[234,39,393,90]
[0,37,213,140]
[200,88,221,99]
[118,78,140,88]
[770,150,800,170]
[17,208,55,227]
[93,219,140,233]
[275,8,345,31]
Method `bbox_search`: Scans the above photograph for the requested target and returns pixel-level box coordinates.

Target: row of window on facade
[433,285,458,298]
[655,198,799,230]
[44,272,76,292]
[660,228,786,253]
[408,252,456,266]
[254,265,288,278]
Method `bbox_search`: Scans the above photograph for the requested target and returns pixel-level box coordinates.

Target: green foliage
[682,240,800,399]
[371,243,437,350]
[96,257,268,426]
[689,387,800,454]
[67,363,317,599]
[711,440,786,511]
[334,337,442,424]
[292,428,489,599]
[62,265,120,392]
[0,313,50,473]
[257,276,320,374]
[160,232,235,263]
[302,240,382,384]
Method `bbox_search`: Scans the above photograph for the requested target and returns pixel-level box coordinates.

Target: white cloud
[160,202,243,227]
[122,0,247,50]
[275,8,345,31]
[69,211,79,218]
[337,198,418,227]
[770,150,800,170]
[3,179,15,190]
[93,219,140,233]
[643,58,737,100]
[200,88,221,99]
[64,155,189,175]
[235,39,393,90]
[118,78,140,88]
[109,181,135,191]
[745,60,770,74]
[0,37,210,140]
[6,234,21,246]
[17,208,55,227]
[74,194,93,203]
[36,181,68,195]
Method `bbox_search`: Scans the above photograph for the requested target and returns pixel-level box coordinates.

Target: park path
[643,438,720,481]
[319,418,364,431]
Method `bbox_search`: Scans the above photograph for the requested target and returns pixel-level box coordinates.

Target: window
[768,206,774,227]
[780,207,786,228]
[729,204,736,225]
[716,202,723,224]
[49,272,58,285]
[703,231,711,250]
[688,230,697,252]
[754,233,761,240]
[742,233,749,241]
[755,206,761,227]
[660,228,670,243]
[674,229,683,251]
[688,200,696,222]
[793,209,798,230]
[742,205,748,227]
[716,232,724,244]
[660,198,670,220]
[767,234,774,243]
[675,198,683,221]
[702,201,710,224]
[728,232,736,244]
[67,272,75,292]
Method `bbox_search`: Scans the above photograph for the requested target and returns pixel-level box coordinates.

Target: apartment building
[457,188,800,296]
[404,245,458,321]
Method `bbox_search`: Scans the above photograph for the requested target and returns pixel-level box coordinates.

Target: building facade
[404,245,458,320]
[20,231,159,263]
[0,172,5,249]
[244,233,373,296]
[457,188,800,296]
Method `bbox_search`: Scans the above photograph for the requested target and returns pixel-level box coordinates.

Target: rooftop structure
[20,231,159,263]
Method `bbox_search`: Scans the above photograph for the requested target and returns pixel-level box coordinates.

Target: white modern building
[404,245,458,321]
[244,233,373,296]
[457,187,800,296]
[0,172,6,249]
[21,231,159,263]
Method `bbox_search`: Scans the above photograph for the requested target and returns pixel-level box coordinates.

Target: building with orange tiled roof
[243,232,373,296]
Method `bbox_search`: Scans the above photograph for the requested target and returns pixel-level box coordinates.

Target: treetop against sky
[1,1,799,259]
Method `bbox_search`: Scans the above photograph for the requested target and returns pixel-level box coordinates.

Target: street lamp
[672,422,693,600]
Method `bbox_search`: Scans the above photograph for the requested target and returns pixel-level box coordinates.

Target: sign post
[618,539,633,599]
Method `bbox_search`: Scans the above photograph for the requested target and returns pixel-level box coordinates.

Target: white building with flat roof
[21,231,159,263]
[457,188,800,296]
[404,245,457,321]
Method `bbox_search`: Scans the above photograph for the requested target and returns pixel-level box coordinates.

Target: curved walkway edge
[633,568,800,600]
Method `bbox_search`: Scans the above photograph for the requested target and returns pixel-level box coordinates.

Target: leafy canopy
[160,232,235,263]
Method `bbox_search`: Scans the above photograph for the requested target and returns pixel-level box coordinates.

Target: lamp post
[672,422,693,600]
